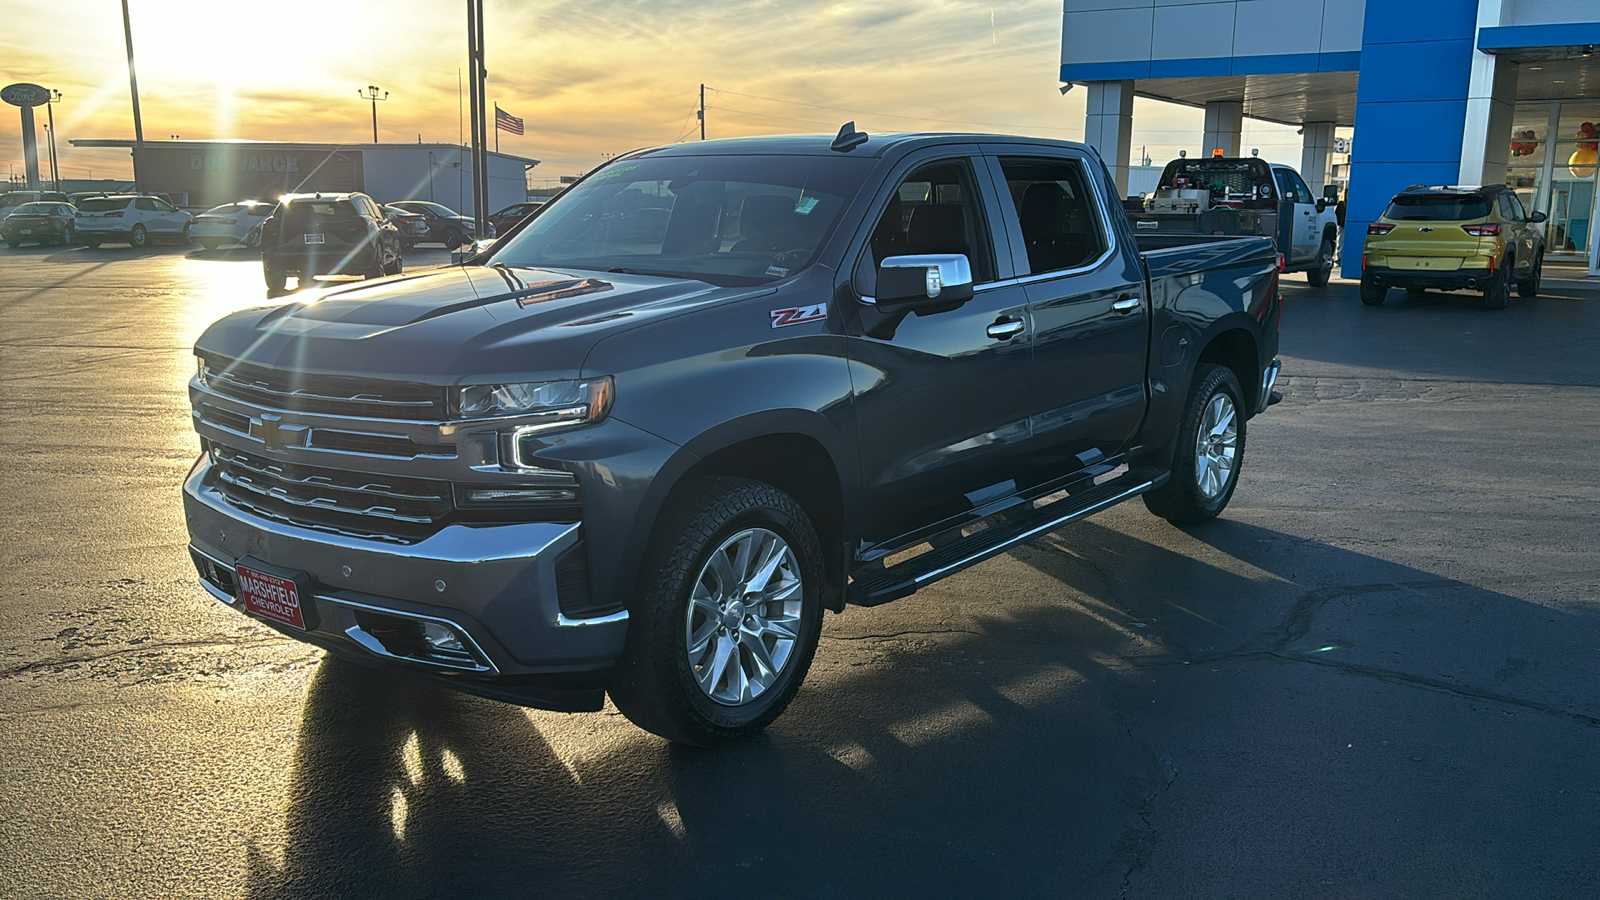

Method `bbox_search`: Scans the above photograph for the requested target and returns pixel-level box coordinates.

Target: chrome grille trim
[203,358,448,421]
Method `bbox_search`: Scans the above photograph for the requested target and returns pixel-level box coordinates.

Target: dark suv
[261,192,402,295]
[386,200,486,247]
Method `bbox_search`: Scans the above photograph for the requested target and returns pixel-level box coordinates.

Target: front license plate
[304,233,325,244]
[235,562,309,630]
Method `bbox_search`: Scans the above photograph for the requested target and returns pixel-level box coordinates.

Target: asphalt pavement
[1,243,1597,898]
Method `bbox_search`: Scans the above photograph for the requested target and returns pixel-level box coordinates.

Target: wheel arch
[1196,326,1260,413]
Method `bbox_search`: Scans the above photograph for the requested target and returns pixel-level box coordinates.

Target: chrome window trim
[992,152,1118,286]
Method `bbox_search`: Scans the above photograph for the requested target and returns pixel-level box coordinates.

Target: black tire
[245,227,262,251]
[609,476,825,747]
[199,239,222,252]
[1483,261,1511,310]
[129,224,149,249]
[4,239,19,249]
[1143,364,1246,524]
[1306,236,1334,287]
[440,227,463,248]
[1517,252,1542,298]
[60,223,73,245]
[1359,276,1386,306]
[83,240,101,249]
[263,266,287,295]
[384,250,404,276]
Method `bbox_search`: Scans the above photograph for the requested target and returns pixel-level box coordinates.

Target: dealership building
[66,139,540,216]
[1062,0,1600,277]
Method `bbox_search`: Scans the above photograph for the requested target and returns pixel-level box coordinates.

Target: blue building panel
[1149,57,1234,79]
[1350,100,1471,163]
[1356,39,1475,103]
[1360,0,1477,45]
[1478,22,1600,51]
[1059,61,1152,82]
[1067,51,1359,83]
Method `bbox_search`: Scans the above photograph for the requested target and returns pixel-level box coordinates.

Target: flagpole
[494,103,499,153]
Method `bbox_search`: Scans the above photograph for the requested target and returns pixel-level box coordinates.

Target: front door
[846,155,1034,544]
[1276,168,1317,263]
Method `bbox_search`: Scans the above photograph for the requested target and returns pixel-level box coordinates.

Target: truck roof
[629,132,1092,160]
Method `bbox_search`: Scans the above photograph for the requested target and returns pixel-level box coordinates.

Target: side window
[999,156,1109,276]
[1289,172,1315,205]
[1274,170,1297,203]
[856,159,996,294]
[135,198,157,211]
[1500,192,1525,221]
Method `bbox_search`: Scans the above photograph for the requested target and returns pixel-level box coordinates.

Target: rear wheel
[1483,259,1511,309]
[129,224,149,249]
[245,227,262,250]
[1517,252,1542,298]
[59,223,74,245]
[1360,276,1386,306]
[1143,364,1246,524]
[609,476,824,746]
[263,266,287,295]
[4,239,18,248]
[1306,236,1334,287]
[83,240,101,249]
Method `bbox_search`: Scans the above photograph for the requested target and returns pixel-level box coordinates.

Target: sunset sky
[2,0,1310,192]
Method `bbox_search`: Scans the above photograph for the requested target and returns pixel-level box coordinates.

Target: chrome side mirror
[872,254,975,308]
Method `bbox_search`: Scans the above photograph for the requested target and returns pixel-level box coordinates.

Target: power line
[703,105,843,130]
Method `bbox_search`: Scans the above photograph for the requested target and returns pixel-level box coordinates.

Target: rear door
[844,149,1035,543]
[990,151,1148,479]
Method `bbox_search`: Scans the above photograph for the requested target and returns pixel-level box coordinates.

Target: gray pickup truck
[184,128,1282,745]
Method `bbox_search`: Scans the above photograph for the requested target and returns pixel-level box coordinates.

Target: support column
[1202,100,1242,158]
[1084,80,1135,198]
[1300,122,1336,196]
[1458,55,1517,187]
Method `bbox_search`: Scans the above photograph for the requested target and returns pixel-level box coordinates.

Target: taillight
[1461,223,1501,236]
[1276,253,1286,272]
[1367,223,1394,235]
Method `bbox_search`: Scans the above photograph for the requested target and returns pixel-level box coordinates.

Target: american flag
[495,106,525,136]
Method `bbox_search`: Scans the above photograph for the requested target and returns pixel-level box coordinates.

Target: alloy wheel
[684,527,804,706]
[1195,393,1238,500]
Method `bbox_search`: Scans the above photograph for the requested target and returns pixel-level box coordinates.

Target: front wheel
[1143,363,1246,524]
[1306,237,1334,287]
[609,476,824,747]
[440,227,463,248]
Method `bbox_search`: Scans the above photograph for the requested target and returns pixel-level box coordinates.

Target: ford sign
[1,83,51,108]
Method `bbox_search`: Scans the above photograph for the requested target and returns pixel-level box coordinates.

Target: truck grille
[210,443,451,542]
[204,357,448,421]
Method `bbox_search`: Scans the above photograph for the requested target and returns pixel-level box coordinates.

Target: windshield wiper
[607,266,693,280]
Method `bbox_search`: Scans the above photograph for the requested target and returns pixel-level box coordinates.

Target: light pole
[358,85,388,143]
[45,90,60,191]
[121,0,144,192]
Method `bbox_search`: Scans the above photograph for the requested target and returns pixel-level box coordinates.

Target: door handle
[987,318,1025,340]
[1112,295,1141,313]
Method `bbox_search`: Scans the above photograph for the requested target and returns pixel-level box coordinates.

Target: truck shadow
[245,516,1598,898]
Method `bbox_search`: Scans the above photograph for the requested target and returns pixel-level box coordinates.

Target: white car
[189,200,275,251]
[74,195,194,249]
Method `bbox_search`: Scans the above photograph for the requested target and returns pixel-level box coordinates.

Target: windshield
[10,203,56,215]
[488,153,873,286]
[78,198,131,212]
[1384,195,1491,220]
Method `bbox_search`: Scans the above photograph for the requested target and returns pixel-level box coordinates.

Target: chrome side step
[846,467,1165,607]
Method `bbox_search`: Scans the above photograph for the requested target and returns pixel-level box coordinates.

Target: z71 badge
[770,303,827,328]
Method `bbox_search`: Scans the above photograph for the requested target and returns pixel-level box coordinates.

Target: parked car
[386,200,487,247]
[0,191,69,216]
[185,129,1282,746]
[68,191,113,206]
[1360,184,1546,309]
[73,195,193,248]
[190,200,277,251]
[2,201,77,247]
[1129,156,1340,285]
[486,201,544,238]
[380,204,430,249]
[259,192,402,294]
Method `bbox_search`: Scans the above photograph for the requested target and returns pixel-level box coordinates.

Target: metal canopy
[1506,54,1600,102]
[1133,72,1360,128]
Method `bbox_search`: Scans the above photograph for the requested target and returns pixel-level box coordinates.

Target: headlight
[456,377,613,431]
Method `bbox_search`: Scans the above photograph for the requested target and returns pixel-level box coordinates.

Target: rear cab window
[997,156,1109,276]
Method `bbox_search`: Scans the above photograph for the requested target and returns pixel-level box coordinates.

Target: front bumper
[183,457,627,710]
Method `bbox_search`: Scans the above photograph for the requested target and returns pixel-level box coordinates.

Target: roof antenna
[831,121,868,152]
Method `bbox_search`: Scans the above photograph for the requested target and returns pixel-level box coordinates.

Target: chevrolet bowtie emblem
[249,413,301,450]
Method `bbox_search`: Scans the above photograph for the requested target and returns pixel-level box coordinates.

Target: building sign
[1,83,51,108]
[191,152,300,173]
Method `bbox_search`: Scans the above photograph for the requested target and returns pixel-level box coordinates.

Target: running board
[846,468,1166,607]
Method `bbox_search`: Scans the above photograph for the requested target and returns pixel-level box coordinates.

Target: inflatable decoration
[1510,129,1539,157]
[1570,122,1599,179]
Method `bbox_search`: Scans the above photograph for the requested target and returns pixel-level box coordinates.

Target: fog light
[421,621,466,653]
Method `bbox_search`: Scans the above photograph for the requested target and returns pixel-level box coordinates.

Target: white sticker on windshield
[766,266,790,277]
[794,197,820,215]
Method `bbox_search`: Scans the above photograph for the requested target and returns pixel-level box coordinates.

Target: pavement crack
[0,635,285,679]
[1114,705,1177,899]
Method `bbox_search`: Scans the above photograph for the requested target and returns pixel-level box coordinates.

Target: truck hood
[195,265,772,383]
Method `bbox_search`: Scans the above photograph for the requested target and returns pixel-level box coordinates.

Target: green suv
[1360,184,1546,309]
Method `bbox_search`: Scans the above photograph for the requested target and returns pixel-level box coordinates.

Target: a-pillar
[1202,101,1242,158]
[1084,80,1135,198]
[1300,123,1336,196]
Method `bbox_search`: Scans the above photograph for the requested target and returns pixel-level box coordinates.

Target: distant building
[66,140,539,214]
